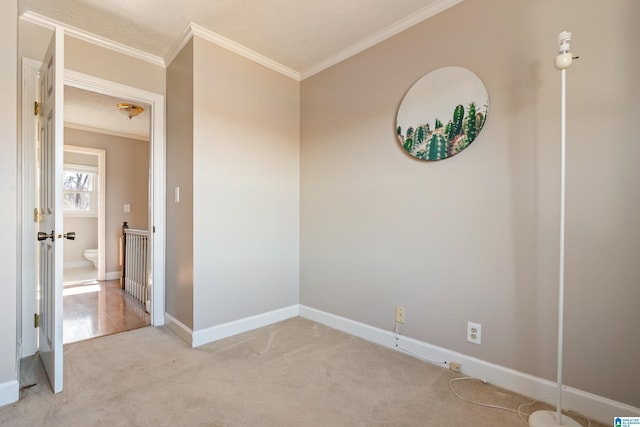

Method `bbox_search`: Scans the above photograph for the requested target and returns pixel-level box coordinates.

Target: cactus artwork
[395,66,489,161]
[396,102,488,161]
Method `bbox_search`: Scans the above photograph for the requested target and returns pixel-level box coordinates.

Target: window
[63,164,98,217]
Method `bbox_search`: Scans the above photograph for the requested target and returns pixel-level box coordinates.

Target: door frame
[64,70,166,327]
[19,58,41,358]
[20,67,166,357]
[62,144,106,282]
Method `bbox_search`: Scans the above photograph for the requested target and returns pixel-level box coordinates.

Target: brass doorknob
[63,232,76,240]
[37,231,55,241]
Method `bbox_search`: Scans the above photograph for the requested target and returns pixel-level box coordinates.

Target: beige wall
[19,20,165,96]
[300,0,639,408]
[18,20,51,61]
[63,217,98,263]
[64,37,165,96]
[0,0,18,402]
[4,0,636,412]
[192,36,300,330]
[166,39,194,329]
[64,128,149,275]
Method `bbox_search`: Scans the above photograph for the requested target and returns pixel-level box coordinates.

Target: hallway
[63,279,149,344]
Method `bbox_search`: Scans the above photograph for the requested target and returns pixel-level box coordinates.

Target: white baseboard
[192,305,299,348]
[165,305,300,348]
[298,305,639,424]
[0,380,19,408]
[105,271,121,280]
[164,312,194,346]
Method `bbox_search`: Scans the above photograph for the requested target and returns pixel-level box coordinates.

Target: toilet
[83,248,98,269]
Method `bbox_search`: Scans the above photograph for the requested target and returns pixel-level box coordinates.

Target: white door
[36,29,65,394]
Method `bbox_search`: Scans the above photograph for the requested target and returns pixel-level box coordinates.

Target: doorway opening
[61,138,149,344]
[20,62,166,360]
[62,145,104,286]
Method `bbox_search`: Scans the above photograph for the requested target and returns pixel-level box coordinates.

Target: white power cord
[393,324,592,426]
[394,324,448,367]
[448,377,591,426]
[449,377,534,425]
[395,342,448,367]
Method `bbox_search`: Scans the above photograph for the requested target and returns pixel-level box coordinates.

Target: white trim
[64,69,166,327]
[298,305,639,424]
[63,144,106,280]
[300,0,464,79]
[163,23,195,68]
[299,305,395,348]
[20,2,461,82]
[192,305,300,348]
[65,122,149,142]
[190,23,300,80]
[164,313,194,346]
[0,380,19,408]
[165,23,301,81]
[105,271,121,281]
[20,57,42,358]
[147,84,166,328]
[20,12,165,67]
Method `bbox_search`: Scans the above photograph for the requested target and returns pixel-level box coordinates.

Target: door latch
[37,230,55,241]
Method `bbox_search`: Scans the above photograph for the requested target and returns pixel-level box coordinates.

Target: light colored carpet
[1,317,603,426]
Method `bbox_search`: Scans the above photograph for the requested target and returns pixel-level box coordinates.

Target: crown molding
[164,22,194,67]
[188,23,301,81]
[164,23,300,80]
[21,0,462,81]
[300,0,463,79]
[20,11,166,67]
[64,122,149,142]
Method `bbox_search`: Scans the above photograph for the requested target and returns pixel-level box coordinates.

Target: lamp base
[529,410,582,427]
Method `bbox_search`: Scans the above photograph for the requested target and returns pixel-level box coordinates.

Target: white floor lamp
[528,31,581,427]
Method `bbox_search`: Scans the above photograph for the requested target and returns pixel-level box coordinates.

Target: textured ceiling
[25,0,460,136]
[65,85,150,140]
[21,0,458,75]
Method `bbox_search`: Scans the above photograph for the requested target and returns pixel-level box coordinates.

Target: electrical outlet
[395,306,406,324]
[467,322,481,345]
[449,361,461,373]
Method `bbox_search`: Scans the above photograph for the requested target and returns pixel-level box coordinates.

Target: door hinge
[34,208,42,222]
[34,101,41,116]
[34,313,40,328]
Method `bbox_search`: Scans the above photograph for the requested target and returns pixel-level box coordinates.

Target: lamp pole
[528,31,581,427]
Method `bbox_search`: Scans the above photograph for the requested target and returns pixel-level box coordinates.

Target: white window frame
[63,163,99,217]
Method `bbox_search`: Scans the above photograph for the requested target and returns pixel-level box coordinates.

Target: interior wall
[64,127,149,275]
[300,0,639,408]
[0,0,18,404]
[18,20,51,61]
[19,19,165,98]
[64,36,165,96]
[63,218,98,264]
[192,36,300,330]
[165,39,194,329]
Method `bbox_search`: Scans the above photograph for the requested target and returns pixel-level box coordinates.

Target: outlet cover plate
[467,321,481,345]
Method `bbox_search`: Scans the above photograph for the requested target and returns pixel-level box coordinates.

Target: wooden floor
[63,279,150,344]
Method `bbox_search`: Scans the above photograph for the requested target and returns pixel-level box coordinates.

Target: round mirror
[396,66,489,161]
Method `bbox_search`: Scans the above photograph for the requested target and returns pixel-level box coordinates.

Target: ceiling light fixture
[117,103,144,119]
